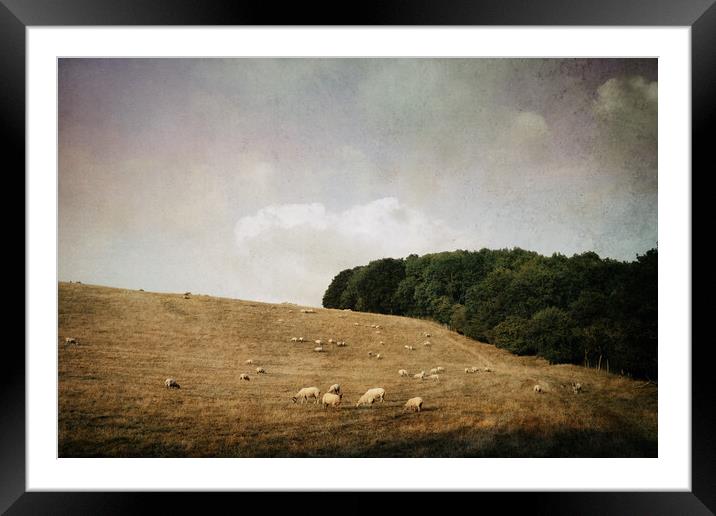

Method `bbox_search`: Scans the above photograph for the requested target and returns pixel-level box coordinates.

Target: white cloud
[594,76,657,123]
[232,198,472,305]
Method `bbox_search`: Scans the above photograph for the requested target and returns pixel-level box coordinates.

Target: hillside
[58,282,657,457]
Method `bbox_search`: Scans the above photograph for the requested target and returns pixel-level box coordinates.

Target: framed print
[8,0,711,513]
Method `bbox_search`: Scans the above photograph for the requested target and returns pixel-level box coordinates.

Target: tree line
[322,248,657,379]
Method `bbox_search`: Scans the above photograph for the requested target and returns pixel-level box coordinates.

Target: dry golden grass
[58,282,657,457]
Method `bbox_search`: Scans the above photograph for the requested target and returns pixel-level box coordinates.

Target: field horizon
[58,281,657,457]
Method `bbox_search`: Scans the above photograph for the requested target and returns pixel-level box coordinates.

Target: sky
[59,58,658,306]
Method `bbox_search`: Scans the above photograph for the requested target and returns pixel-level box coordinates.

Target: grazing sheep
[328,339,335,344]
[298,337,305,342]
[301,309,316,313]
[436,367,445,373]
[404,397,424,412]
[315,340,323,345]
[413,371,426,380]
[290,337,298,342]
[239,373,250,381]
[430,368,439,375]
[423,341,432,347]
[533,384,543,393]
[423,333,431,338]
[470,366,480,373]
[256,367,267,374]
[405,345,415,351]
[322,392,343,408]
[164,378,180,389]
[245,359,254,365]
[465,367,471,374]
[314,346,324,352]
[572,382,583,394]
[484,367,493,372]
[379,341,385,345]
[399,369,409,377]
[292,387,321,404]
[328,384,341,395]
[354,323,360,326]
[336,341,347,347]
[356,387,386,407]
[428,374,440,382]
[376,325,382,330]
[367,351,374,357]
[64,337,78,345]
[375,353,383,360]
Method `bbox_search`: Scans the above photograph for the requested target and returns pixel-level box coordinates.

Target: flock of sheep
[71,313,585,412]
[68,302,586,419]
[158,326,445,414]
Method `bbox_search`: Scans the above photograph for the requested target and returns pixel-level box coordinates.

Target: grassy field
[58,282,657,457]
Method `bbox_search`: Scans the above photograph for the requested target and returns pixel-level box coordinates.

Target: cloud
[593,76,657,125]
[592,75,657,188]
[232,198,471,305]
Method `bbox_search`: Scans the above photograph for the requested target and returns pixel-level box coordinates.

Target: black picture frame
[7,1,711,513]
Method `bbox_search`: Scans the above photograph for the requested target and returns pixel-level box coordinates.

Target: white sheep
[314,346,324,352]
[423,341,431,347]
[404,397,424,413]
[315,339,323,345]
[239,373,250,381]
[533,384,543,393]
[399,369,409,377]
[328,339,335,344]
[470,366,479,373]
[164,378,180,389]
[65,337,78,345]
[290,337,298,342]
[423,332,431,338]
[375,353,383,360]
[465,367,471,374]
[256,367,267,374]
[428,374,440,382]
[430,368,439,375]
[436,366,445,373]
[484,367,492,372]
[572,382,583,394]
[405,345,415,351]
[245,359,254,365]
[355,387,386,407]
[413,371,426,380]
[328,384,341,395]
[298,337,305,342]
[292,387,321,404]
[322,392,343,408]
